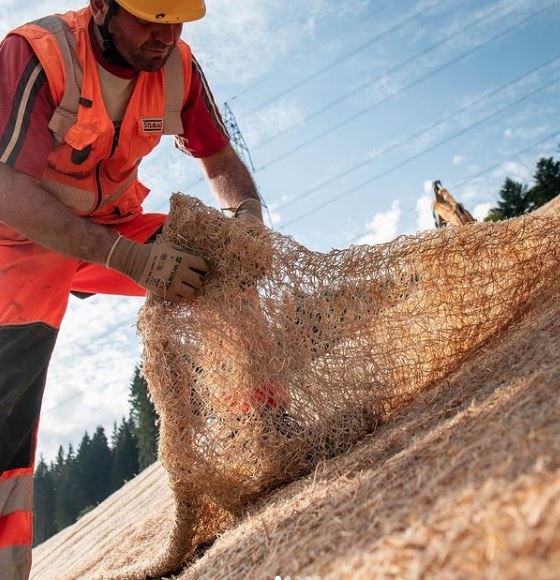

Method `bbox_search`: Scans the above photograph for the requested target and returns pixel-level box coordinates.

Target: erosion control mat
[74,194,560,578]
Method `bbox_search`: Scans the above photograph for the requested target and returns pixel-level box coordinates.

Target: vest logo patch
[141,118,164,133]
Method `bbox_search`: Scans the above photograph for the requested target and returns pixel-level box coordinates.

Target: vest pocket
[47,122,106,176]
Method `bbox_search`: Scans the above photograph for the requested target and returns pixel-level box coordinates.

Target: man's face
[108,7,183,71]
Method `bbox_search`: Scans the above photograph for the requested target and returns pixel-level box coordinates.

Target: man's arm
[0,163,208,300]
[0,35,117,262]
[198,144,264,222]
[0,162,116,263]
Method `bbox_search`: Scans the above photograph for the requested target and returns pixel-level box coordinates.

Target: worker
[0,1,264,576]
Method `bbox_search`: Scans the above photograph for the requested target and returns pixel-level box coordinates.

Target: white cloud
[472,202,493,221]
[38,295,145,461]
[503,125,549,142]
[0,0,76,36]
[356,200,401,245]
[416,193,434,232]
[243,100,305,148]
[452,155,464,165]
[494,161,531,183]
[186,0,366,85]
[460,184,483,202]
[267,210,282,226]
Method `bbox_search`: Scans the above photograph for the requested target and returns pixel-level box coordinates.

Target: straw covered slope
[31,197,560,579]
[31,462,173,577]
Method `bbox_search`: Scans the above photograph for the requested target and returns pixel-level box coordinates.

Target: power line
[347,128,560,244]
[278,74,560,229]
[181,174,206,192]
[255,1,557,174]
[451,133,560,194]
[271,52,560,214]
[253,0,515,150]
[238,0,448,120]
[227,0,395,104]
[183,2,555,199]
[43,391,84,415]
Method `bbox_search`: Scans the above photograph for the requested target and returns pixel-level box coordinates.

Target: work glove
[106,235,208,301]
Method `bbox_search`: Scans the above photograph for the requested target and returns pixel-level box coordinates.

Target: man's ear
[90,0,109,26]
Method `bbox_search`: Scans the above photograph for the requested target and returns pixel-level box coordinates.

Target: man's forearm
[0,162,117,264]
[199,144,262,219]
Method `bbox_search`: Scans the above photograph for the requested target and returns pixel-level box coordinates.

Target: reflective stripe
[0,469,33,483]
[41,178,96,213]
[163,46,185,135]
[0,60,44,164]
[41,166,139,214]
[192,55,228,137]
[0,512,32,548]
[96,168,139,211]
[0,544,31,580]
[0,474,32,517]
[31,16,83,144]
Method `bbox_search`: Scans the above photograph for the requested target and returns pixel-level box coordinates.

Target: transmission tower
[222,102,273,225]
[223,102,255,172]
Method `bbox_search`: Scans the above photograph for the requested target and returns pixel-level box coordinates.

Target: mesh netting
[101,193,559,578]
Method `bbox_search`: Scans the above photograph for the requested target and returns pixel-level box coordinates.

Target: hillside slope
[31,461,172,578]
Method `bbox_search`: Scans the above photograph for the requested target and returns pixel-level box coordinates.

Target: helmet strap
[98,0,135,69]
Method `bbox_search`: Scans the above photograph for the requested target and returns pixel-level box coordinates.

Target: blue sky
[2,0,558,461]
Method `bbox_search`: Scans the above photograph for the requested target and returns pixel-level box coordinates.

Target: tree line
[33,365,158,546]
[484,148,560,220]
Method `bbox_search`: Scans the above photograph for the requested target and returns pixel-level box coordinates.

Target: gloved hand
[106,235,208,301]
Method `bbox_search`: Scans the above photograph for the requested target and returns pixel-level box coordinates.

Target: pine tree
[111,418,140,491]
[485,148,560,221]
[527,156,560,209]
[89,426,113,505]
[129,364,159,470]
[484,207,505,222]
[111,421,119,449]
[74,431,93,515]
[74,428,112,513]
[33,456,57,546]
[494,178,531,219]
[53,444,80,530]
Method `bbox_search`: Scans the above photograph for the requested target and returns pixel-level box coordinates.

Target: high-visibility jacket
[8,8,192,226]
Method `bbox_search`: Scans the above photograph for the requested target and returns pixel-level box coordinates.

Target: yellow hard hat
[115,0,206,23]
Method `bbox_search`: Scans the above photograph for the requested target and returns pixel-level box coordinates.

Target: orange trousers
[0,213,165,579]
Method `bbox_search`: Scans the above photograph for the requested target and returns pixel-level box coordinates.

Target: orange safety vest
[9,8,192,226]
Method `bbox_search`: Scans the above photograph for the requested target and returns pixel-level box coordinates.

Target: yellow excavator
[432,180,475,228]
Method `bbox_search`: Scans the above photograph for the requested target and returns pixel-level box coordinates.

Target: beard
[109,26,175,72]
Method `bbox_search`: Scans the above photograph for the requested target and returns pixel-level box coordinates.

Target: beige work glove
[106,235,208,301]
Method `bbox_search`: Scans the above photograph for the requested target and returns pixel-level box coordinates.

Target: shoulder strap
[162,46,186,135]
[31,16,83,144]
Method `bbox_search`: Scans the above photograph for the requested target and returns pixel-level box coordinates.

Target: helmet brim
[115,0,206,24]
